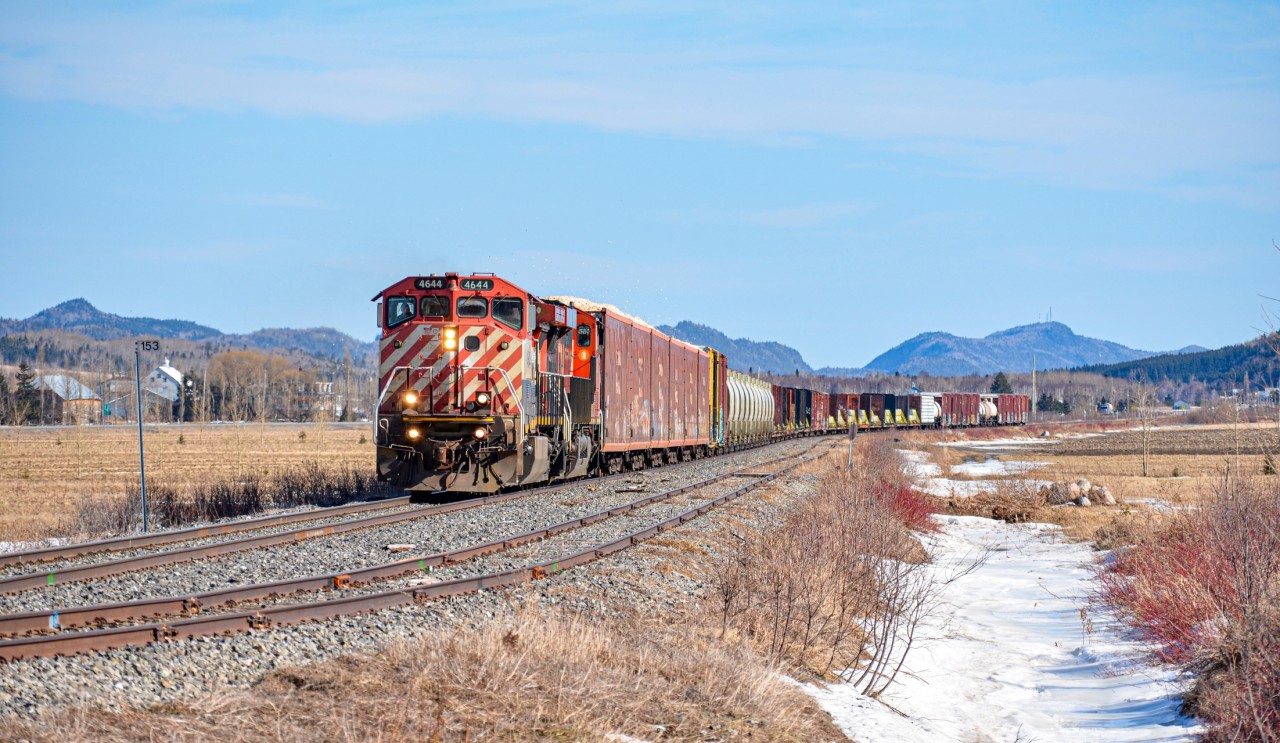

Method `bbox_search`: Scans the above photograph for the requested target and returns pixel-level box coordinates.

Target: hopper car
[372,273,1028,494]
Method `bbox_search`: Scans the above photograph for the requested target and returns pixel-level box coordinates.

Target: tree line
[0,348,375,425]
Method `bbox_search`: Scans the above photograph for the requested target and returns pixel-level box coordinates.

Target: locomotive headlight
[406,428,422,441]
[403,391,418,406]
[472,426,488,440]
[475,392,490,406]
[442,326,458,351]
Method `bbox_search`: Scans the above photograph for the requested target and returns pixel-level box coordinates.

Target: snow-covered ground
[900,450,1052,498]
[804,516,1202,742]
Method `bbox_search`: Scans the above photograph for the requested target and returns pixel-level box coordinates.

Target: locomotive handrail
[374,366,412,446]
[377,364,527,427]
[539,371,575,439]
[466,366,526,424]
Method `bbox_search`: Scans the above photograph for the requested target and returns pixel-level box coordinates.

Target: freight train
[372,273,1028,494]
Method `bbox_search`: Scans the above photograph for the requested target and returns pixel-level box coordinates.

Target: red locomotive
[372,272,1028,494]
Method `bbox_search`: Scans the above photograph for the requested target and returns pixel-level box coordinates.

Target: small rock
[1075,495,1091,507]
[1067,482,1082,499]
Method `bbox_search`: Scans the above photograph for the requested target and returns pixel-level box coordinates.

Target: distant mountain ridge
[1,298,221,341]
[0,299,373,362]
[864,321,1158,376]
[656,321,812,375]
[661,319,1193,377]
[1078,335,1277,387]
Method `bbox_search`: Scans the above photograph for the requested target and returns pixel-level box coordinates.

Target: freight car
[372,273,1028,494]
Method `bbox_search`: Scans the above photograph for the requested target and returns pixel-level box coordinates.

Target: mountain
[0,299,373,363]
[6,298,222,341]
[863,322,1156,376]
[232,327,371,361]
[1077,335,1278,387]
[657,321,813,375]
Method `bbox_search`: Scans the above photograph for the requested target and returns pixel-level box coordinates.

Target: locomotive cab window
[419,295,450,319]
[386,297,415,328]
[493,297,523,330]
[456,296,488,318]
[576,323,592,347]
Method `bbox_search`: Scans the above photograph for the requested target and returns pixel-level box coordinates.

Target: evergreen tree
[181,378,196,422]
[990,371,1013,394]
[0,371,10,425]
[14,362,40,424]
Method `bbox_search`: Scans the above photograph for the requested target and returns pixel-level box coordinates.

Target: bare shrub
[710,442,977,698]
[56,462,392,537]
[1098,476,1280,740]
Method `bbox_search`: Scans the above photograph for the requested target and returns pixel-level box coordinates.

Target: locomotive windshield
[386,296,415,328]
[493,297,523,330]
[419,295,450,318]
[457,296,488,318]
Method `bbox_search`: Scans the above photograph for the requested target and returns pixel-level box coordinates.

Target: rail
[0,444,830,660]
[0,450,813,637]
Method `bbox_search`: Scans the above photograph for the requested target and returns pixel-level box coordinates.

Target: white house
[144,359,185,403]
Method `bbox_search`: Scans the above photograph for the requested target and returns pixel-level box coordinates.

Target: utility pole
[1031,351,1037,422]
[847,414,857,470]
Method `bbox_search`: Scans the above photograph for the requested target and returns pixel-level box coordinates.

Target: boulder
[1075,495,1092,507]
[1045,483,1074,505]
[1076,478,1092,495]
[1067,482,1082,499]
[1096,485,1116,506]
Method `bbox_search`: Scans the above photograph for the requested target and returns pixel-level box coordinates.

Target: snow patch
[900,449,1050,499]
[801,516,1202,742]
[951,457,1048,477]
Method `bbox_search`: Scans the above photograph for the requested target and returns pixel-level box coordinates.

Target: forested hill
[863,322,1157,376]
[0,298,221,340]
[0,299,375,372]
[1077,335,1278,387]
[657,321,813,375]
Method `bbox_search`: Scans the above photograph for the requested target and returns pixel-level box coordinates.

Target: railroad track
[0,494,415,570]
[0,442,832,661]
[0,434,818,581]
[0,447,768,594]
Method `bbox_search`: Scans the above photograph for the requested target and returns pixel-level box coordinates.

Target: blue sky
[1,1,1277,368]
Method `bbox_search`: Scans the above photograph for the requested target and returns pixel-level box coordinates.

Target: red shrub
[872,482,938,533]
[1097,478,1280,740]
[1098,519,1232,662]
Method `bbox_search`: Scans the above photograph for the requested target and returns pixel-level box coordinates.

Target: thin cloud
[0,3,1276,206]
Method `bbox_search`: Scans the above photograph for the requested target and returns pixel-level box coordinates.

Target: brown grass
[11,608,847,742]
[908,421,1280,546]
[0,422,373,540]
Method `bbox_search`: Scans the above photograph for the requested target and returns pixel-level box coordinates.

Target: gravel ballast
[0,439,833,719]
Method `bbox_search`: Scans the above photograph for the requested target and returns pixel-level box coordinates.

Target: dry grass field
[0,422,374,540]
[900,420,1280,544]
